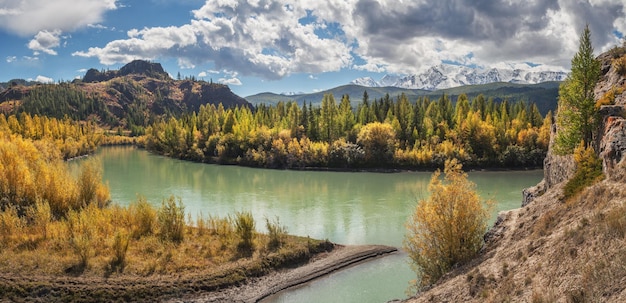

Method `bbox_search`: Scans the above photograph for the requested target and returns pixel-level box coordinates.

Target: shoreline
[172,244,398,303]
[98,144,544,173]
[0,244,397,303]
[179,244,398,303]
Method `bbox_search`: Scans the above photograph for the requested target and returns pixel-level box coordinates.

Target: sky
[0,0,624,97]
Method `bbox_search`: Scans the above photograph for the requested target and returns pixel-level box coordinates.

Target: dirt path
[178,245,398,303]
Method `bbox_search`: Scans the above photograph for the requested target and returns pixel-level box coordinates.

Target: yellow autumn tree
[404,159,493,288]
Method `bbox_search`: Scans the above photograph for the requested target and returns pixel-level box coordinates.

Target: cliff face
[406,46,626,303]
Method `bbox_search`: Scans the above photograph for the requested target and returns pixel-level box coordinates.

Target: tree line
[145,92,552,169]
[0,112,101,159]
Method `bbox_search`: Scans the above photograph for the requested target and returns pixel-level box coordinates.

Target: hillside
[403,46,626,302]
[0,60,250,128]
[246,81,560,115]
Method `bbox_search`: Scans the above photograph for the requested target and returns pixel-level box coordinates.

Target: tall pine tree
[555,24,601,154]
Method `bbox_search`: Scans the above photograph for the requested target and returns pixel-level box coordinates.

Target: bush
[110,230,130,272]
[613,55,626,76]
[157,196,185,244]
[233,211,256,257]
[266,216,287,251]
[66,208,94,268]
[130,196,156,239]
[404,159,493,288]
[0,205,23,245]
[77,159,110,208]
[563,142,604,199]
[26,199,52,239]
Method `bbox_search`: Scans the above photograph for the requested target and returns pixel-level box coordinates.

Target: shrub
[233,211,256,257]
[563,142,604,199]
[130,196,156,239]
[613,55,626,76]
[110,230,130,272]
[596,86,624,108]
[208,215,233,250]
[77,159,110,208]
[0,205,23,245]
[266,216,287,251]
[157,196,185,244]
[66,208,94,268]
[26,199,52,239]
[404,159,493,288]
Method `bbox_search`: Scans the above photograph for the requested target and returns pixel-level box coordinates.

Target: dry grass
[0,195,332,301]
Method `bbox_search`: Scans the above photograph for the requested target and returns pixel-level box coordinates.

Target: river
[72,146,543,303]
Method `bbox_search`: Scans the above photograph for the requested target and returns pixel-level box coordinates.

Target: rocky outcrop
[83,60,170,83]
[596,50,626,175]
[523,50,626,206]
[522,121,575,206]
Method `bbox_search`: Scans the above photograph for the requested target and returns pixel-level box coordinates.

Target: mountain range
[351,64,568,90]
[245,81,561,115]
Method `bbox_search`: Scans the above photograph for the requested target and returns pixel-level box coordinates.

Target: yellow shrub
[613,55,626,76]
[404,159,493,288]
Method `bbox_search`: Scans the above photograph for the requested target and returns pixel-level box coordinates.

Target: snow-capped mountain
[351,64,568,90]
[350,77,379,87]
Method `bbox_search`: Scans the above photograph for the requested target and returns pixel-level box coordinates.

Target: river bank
[0,244,396,303]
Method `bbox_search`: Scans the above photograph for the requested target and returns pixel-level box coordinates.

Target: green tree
[555,24,601,154]
[404,159,492,288]
[320,93,338,143]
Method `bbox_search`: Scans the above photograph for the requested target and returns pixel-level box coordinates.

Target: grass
[0,195,333,301]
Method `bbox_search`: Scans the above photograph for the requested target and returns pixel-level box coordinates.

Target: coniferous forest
[145,92,551,169]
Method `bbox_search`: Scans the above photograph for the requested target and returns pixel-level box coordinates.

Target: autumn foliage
[404,159,493,288]
[146,93,550,169]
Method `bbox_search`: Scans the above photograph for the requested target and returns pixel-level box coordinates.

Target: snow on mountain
[350,64,568,90]
[350,77,379,87]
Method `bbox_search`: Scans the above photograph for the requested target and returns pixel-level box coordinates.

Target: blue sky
[1,0,624,97]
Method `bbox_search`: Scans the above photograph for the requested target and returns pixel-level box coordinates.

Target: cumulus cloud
[0,0,117,36]
[74,0,352,79]
[28,30,62,55]
[6,56,16,63]
[73,0,625,78]
[219,77,242,85]
[30,75,54,83]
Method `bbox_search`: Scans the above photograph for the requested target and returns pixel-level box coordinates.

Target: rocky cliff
[405,45,626,303]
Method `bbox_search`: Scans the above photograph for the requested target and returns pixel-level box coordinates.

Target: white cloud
[28,30,62,55]
[198,71,207,77]
[0,0,118,36]
[6,56,16,63]
[73,0,625,78]
[30,75,54,83]
[218,77,242,86]
[308,74,318,80]
[87,23,108,30]
[74,1,352,79]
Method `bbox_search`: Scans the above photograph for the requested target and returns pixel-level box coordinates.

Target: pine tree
[555,24,601,154]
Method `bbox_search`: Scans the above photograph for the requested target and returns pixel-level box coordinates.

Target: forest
[145,92,551,169]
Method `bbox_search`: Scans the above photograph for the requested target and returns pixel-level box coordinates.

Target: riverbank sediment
[174,244,398,303]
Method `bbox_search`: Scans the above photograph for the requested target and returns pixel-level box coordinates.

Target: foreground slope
[405,46,626,303]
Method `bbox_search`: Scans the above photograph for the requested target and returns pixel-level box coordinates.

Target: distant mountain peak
[351,64,568,90]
